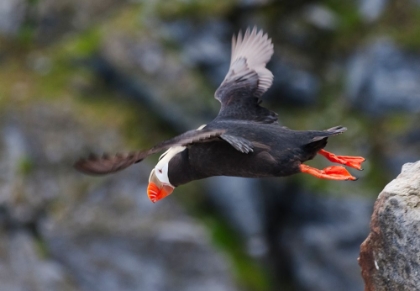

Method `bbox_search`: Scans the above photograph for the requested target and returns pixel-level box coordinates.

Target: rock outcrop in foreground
[359,161,420,291]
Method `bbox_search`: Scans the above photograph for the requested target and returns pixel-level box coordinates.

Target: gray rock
[25,0,127,43]
[0,231,76,291]
[266,59,320,106]
[0,0,25,36]
[346,39,420,115]
[359,160,420,291]
[274,189,371,291]
[0,104,240,291]
[43,165,239,291]
[205,177,268,257]
[166,20,231,87]
[238,0,272,8]
[357,0,389,22]
[303,4,339,30]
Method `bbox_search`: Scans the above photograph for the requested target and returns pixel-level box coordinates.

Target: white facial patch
[153,145,186,187]
[155,162,170,185]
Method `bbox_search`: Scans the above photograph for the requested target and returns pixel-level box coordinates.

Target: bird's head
[147,146,186,203]
[147,163,175,203]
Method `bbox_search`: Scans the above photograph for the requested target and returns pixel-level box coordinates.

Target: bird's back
[207,120,333,151]
[182,121,343,182]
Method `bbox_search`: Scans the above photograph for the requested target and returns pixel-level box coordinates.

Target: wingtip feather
[229,27,274,97]
[74,151,144,175]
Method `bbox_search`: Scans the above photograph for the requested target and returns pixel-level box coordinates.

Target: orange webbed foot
[300,164,357,181]
[318,149,365,170]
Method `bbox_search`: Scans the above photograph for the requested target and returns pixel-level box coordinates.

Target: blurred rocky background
[0,0,419,290]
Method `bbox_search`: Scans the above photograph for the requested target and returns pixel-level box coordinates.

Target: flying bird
[74,27,365,203]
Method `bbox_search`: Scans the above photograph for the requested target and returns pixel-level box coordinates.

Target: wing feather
[74,128,225,175]
[214,27,277,123]
[220,133,254,154]
[230,28,273,97]
[216,27,274,102]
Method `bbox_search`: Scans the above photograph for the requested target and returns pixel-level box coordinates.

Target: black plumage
[168,124,347,186]
[74,27,365,202]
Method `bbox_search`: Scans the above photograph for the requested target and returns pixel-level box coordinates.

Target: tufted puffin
[74,27,365,203]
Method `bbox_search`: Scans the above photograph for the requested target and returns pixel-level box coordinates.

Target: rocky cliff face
[359,160,420,291]
[0,104,240,291]
[2,0,420,290]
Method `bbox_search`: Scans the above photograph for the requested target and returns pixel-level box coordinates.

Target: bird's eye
[158,169,162,173]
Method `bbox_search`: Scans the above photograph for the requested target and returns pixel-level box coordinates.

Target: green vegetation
[153,0,236,19]
[17,156,35,176]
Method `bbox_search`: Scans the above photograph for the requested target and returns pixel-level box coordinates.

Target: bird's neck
[168,148,203,187]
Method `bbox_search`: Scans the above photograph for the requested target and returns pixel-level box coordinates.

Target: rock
[165,20,231,87]
[264,182,372,291]
[0,230,76,291]
[205,177,268,257]
[359,160,420,291]
[0,0,25,36]
[238,0,272,8]
[22,0,127,43]
[302,4,339,30]
[0,103,240,291]
[98,22,224,129]
[266,58,320,106]
[346,39,420,115]
[43,167,239,291]
[357,0,389,22]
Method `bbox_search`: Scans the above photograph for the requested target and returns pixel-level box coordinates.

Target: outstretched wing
[74,128,225,175]
[215,27,277,124]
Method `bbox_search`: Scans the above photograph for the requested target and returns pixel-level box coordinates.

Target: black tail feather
[304,125,347,151]
[310,126,347,142]
[326,125,347,134]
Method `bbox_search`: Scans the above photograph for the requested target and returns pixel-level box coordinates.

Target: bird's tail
[327,126,347,134]
[304,126,347,151]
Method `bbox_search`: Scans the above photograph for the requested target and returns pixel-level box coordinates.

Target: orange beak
[147,182,174,203]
